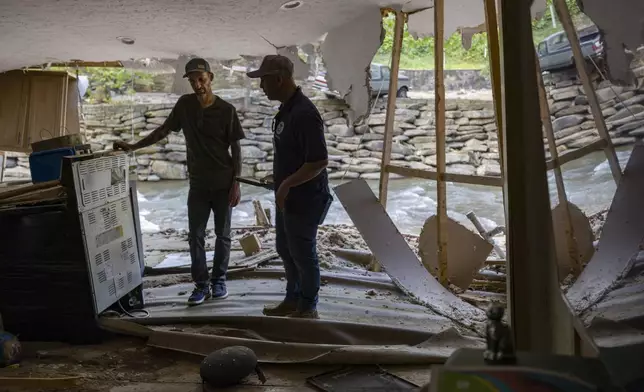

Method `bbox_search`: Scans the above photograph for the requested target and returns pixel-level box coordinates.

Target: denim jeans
[275,196,330,312]
[187,185,232,287]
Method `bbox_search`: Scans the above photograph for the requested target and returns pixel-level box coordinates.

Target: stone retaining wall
[4,64,644,182]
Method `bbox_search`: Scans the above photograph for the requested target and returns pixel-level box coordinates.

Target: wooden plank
[98,318,153,338]
[0,377,80,388]
[545,138,607,170]
[252,200,270,227]
[484,0,505,178]
[466,211,505,259]
[377,10,405,207]
[0,185,65,204]
[553,0,622,185]
[0,151,5,183]
[535,55,581,276]
[434,0,448,287]
[0,180,59,200]
[385,164,503,187]
[499,0,562,353]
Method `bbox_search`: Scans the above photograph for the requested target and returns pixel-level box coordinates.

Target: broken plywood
[566,144,644,313]
[552,201,595,281]
[419,215,493,291]
[333,179,486,331]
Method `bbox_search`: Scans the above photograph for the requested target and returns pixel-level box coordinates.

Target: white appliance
[71,154,143,314]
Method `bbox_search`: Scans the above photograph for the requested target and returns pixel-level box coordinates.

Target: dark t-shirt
[163,94,245,189]
[273,88,330,212]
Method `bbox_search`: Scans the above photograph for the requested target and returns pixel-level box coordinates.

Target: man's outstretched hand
[113,141,135,152]
[229,181,241,207]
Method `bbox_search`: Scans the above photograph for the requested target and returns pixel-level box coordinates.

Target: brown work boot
[262,301,297,317]
[288,309,319,319]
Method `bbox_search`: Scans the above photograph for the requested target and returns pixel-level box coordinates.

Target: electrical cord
[117,297,150,319]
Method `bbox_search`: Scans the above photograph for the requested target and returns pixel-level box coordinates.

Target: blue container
[29,147,75,183]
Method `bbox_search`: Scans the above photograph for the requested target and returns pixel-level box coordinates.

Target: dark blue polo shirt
[272,88,330,212]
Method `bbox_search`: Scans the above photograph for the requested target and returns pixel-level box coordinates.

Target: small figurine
[483,304,516,364]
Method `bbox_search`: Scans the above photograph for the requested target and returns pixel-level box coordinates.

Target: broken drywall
[578,0,644,84]
[321,7,384,123]
[418,215,492,291]
[407,0,486,41]
[276,46,310,81]
[407,0,547,46]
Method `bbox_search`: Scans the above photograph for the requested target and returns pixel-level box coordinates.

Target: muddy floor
[1,337,431,391]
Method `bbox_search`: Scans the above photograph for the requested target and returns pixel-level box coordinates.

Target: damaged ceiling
[2,0,635,118]
[0,0,411,73]
[0,0,547,73]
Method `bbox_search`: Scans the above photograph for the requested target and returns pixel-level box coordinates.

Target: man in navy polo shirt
[247,55,332,319]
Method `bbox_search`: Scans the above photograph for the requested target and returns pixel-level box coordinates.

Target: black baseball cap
[183,57,211,77]
[246,55,294,78]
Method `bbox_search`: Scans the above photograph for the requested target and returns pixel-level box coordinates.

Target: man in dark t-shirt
[247,55,332,319]
[114,58,245,306]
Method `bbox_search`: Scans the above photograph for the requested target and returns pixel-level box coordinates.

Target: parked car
[537,25,604,72]
[312,63,411,99]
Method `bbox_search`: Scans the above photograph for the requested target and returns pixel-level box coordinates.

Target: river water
[136,147,632,235]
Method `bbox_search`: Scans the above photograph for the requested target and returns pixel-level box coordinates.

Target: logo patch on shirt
[276,121,285,135]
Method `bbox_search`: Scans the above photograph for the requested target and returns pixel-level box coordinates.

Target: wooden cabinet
[0,70,80,152]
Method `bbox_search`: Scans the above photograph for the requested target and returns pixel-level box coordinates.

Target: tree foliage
[377,0,586,70]
[82,67,154,99]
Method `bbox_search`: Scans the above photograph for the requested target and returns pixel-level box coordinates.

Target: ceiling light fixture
[280,1,303,11]
[117,36,136,45]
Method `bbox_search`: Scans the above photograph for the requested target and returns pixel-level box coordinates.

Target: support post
[378,10,404,207]
[434,0,448,286]
[499,0,561,353]
[0,151,5,183]
[535,55,581,276]
[483,0,505,178]
[553,0,622,185]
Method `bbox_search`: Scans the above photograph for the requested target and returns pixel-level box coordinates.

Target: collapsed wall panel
[566,144,644,313]
[334,179,486,331]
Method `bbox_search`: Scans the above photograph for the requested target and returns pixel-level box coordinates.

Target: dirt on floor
[588,209,609,241]
[0,337,431,392]
[0,338,193,392]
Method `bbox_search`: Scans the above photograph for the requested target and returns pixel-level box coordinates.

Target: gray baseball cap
[246,55,294,78]
[183,58,211,77]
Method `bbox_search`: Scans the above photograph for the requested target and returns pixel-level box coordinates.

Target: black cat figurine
[483,304,516,364]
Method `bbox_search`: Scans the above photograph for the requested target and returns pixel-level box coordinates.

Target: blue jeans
[187,185,232,287]
[275,197,329,312]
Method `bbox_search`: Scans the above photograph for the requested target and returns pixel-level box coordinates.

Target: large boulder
[552,115,585,133]
[242,146,268,160]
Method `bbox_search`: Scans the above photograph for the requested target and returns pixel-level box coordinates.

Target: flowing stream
[136,147,632,235]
